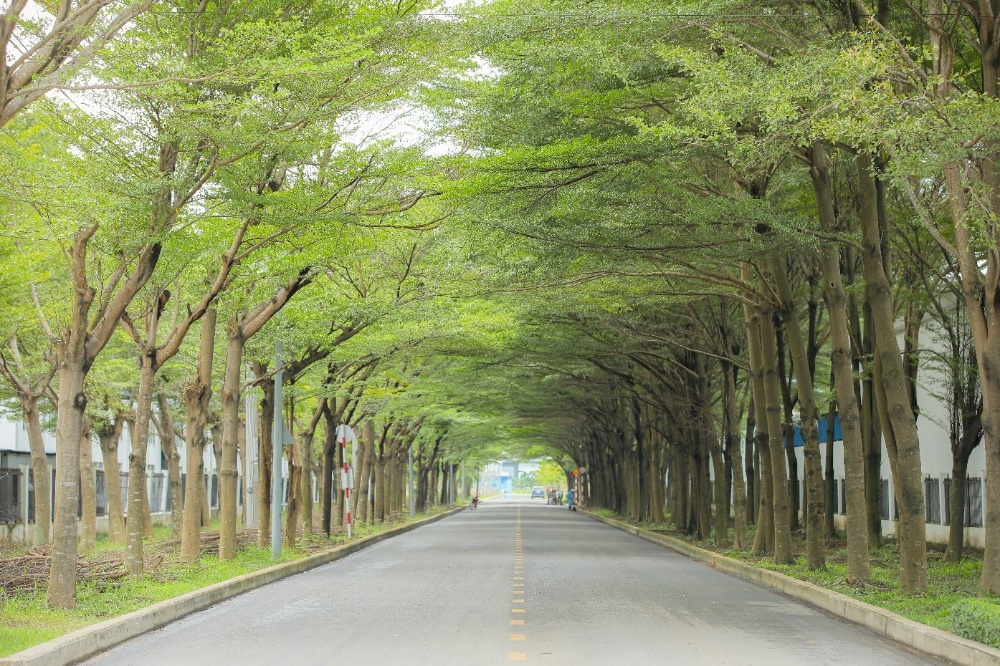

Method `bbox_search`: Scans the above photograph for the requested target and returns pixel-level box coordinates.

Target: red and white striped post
[341,434,352,538]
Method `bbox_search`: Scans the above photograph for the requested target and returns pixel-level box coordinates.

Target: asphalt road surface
[87,495,939,665]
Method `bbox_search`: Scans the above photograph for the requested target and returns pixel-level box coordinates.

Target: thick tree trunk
[47,354,87,608]
[180,312,215,563]
[857,153,927,592]
[22,396,51,545]
[219,334,245,560]
[256,377,274,549]
[743,283,774,556]
[813,235,871,583]
[79,423,96,551]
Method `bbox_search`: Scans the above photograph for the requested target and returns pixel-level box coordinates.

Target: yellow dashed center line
[508,507,527,662]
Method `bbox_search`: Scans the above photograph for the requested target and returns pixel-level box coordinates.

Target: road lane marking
[510,508,526,661]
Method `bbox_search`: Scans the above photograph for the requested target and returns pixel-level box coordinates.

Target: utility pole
[270,338,283,559]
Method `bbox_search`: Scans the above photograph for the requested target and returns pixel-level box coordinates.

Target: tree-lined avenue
[85,500,936,665]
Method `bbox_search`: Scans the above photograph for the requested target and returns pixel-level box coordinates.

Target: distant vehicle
[531,486,545,499]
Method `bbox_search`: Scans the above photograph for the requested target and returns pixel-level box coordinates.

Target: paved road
[87,495,938,665]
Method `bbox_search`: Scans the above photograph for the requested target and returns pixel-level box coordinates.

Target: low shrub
[949,598,1000,648]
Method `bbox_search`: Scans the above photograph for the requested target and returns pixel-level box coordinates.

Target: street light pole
[270,337,283,559]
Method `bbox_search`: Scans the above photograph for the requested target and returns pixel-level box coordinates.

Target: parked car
[531,486,545,499]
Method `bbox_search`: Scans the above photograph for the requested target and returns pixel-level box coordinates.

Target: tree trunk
[723,357,748,550]
[180,312,215,563]
[857,153,927,592]
[374,458,386,522]
[79,422,96,551]
[321,403,335,536]
[335,425,344,526]
[757,305,794,565]
[219,333,245,560]
[47,351,88,608]
[97,417,125,544]
[125,354,157,576]
[23,396,51,545]
[256,376,274,549]
[771,257,825,568]
[696,354,727,544]
[946,454,970,563]
[744,396,755,526]
[354,420,374,522]
[284,447,300,549]
[743,276,774,556]
[156,394,183,537]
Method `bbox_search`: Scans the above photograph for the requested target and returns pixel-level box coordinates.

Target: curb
[2,507,466,666]
[581,509,1000,666]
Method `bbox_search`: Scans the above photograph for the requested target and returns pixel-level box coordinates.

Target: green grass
[0,547,296,656]
[0,508,453,657]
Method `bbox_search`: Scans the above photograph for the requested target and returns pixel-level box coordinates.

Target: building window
[925,477,941,524]
[966,478,983,528]
[0,471,20,522]
[150,473,165,512]
[879,479,890,520]
[943,478,951,526]
[95,471,107,517]
[210,474,219,509]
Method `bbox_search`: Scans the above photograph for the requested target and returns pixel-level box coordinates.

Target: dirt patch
[0,530,259,596]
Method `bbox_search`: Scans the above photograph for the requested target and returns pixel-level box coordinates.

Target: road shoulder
[580,509,1000,666]
[0,507,465,666]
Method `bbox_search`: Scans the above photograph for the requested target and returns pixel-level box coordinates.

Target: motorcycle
[470,496,479,510]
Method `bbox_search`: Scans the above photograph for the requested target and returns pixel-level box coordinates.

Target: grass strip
[0,509,451,657]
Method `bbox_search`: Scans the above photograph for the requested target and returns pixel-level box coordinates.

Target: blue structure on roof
[790,414,842,448]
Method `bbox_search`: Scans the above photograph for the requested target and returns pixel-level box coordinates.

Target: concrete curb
[581,509,1000,666]
[2,507,466,666]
